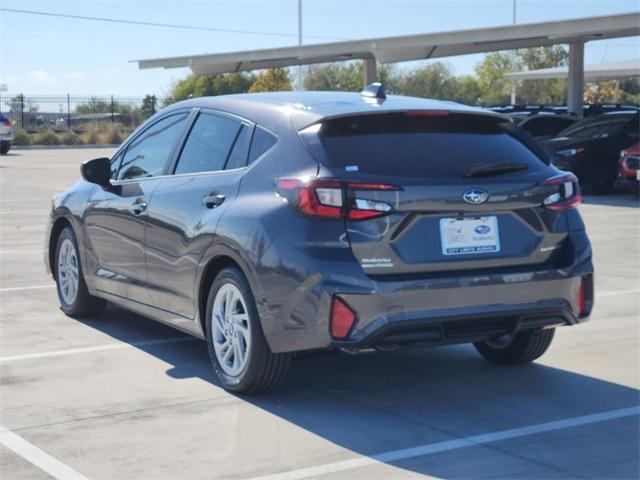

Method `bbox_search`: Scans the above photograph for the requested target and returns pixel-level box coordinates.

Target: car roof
[163,91,508,131]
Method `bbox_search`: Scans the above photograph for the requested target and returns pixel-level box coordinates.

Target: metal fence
[0,94,164,133]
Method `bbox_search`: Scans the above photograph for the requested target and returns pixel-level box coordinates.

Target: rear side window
[305,113,546,178]
[175,113,242,174]
[225,125,252,170]
[248,127,277,164]
[118,113,188,180]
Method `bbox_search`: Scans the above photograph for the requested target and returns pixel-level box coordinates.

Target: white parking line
[0,284,54,293]
[0,337,196,363]
[0,425,89,480]
[248,406,640,480]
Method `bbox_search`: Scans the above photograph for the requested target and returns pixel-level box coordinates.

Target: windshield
[558,113,636,139]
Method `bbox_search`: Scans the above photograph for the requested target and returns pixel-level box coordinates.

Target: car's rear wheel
[55,226,106,316]
[0,142,10,155]
[474,328,555,365]
[205,267,291,394]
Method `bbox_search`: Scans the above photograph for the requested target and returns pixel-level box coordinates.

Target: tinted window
[248,127,277,164]
[559,114,636,139]
[225,125,252,170]
[118,113,188,180]
[175,113,241,175]
[306,113,546,178]
[110,152,124,179]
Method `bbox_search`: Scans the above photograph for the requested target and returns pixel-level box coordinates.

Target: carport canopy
[135,13,640,115]
[505,57,640,81]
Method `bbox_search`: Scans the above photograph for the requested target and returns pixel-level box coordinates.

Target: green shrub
[33,129,61,146]
[81,126,100,145]
[101,123,124,145]
[58,131,84,145]
[12,126,32,146]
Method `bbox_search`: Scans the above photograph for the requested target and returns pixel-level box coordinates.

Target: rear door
[302,112,569,276]
[144,109,252,318]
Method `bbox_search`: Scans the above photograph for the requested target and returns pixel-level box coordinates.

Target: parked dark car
[0,114,13,154]
[544,111,640,194]
[519,113,577,141]
[45,87,594,393]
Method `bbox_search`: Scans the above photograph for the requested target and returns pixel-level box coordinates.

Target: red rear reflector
[330,297,356,339]
[406,110,450,117]
[578,278,586,316]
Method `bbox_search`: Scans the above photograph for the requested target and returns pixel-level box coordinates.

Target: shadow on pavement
[79,304,640,479]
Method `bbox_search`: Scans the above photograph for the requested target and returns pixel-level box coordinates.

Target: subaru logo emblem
[475,225,491,235]
[463,189,489,205]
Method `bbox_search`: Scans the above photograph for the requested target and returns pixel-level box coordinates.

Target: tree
[248,68,292,92]
[140,95,157,119]
[584,81,623,103]
[516,46,568,104]
[475,52,514,105]
[304,62,363,91]
[168,72,255,103]
[451,75,482,105]
[397,62,458,99]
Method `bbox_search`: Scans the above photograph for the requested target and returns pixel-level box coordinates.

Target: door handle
[130,198,147,215]
[202,193,225,209]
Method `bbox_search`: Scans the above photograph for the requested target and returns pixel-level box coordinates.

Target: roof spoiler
[361,82,386,102]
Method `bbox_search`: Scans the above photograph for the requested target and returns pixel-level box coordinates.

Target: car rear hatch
[299,111,579,276]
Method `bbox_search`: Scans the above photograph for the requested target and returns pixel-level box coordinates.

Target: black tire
[474,328,555,365]
[0,142,10,155]
[54,226,106,316]
[205,267,291,394]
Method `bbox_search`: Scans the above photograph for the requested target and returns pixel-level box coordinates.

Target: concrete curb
[13,145,118,150]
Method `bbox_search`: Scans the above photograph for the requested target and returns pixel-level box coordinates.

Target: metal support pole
[297,0,303,91]
[111,95,115,123]
[568,41,585,117]
[67,94,71,132]
[364,57,377,87]
[20,94,24,129]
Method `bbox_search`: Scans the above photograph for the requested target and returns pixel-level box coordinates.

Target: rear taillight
[330,297,356,339]
[276,178,400,220]
[541,173,582,211]
[1,119,10,127]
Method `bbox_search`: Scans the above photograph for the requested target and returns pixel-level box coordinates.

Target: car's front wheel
[474,328,555,365]
[55,226,106,316]
[0,142,10,155]
[205,267,291,394]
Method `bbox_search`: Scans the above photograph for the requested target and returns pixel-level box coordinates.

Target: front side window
[174,113,242,175]
[118,113,188,180]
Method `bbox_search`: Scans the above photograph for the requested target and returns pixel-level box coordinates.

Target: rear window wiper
[464,163,529,178]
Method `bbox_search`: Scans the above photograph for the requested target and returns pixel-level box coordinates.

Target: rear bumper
[332,268,593,349]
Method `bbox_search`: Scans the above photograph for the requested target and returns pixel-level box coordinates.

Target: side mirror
[81,157,111,187]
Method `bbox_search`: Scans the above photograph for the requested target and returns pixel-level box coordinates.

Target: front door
[84,112,190,304]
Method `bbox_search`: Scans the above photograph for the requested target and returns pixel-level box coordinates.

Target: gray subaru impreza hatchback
[45,85,594,393]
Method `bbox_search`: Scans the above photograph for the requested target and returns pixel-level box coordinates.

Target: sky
[0,0,638,97]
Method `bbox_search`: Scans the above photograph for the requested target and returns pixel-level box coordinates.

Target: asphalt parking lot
[1,147,638,480]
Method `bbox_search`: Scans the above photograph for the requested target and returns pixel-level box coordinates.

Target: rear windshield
[301,113,547,178]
